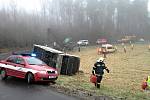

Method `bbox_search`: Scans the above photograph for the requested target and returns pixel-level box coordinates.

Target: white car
[77,40,89,46]
[101,44,116,53]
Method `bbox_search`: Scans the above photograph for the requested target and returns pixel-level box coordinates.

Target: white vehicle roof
[60,53,79,58]
[102,44,113,47]
[34,44,79,58]
[34,44,64,54]
[79,40,88,41]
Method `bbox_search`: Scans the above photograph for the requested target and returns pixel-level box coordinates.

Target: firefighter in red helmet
[92,57,109,88]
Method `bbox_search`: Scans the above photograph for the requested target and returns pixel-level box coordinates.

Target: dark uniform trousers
[95,75,103,88]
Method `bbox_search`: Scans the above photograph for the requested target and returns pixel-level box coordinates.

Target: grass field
[56,44,150,100]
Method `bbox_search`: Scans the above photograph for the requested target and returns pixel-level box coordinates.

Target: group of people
[92,43,150,90]
[122,43,134,53]
[92,43,135,89]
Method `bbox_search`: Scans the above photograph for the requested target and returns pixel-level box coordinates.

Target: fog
[0,0,150,48]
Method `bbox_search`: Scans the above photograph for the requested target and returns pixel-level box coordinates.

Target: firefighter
[78,44,80,52]
[142,76,150,90]
[92,57,109,88]
[146,76,150,90]
[148,45,150,51]
[131,44,134,50]
[97,47,101,55]
[102,48,107,58]
[114,46,118,52]
[123,46,127,53]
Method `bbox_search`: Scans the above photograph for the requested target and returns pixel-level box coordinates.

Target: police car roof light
[31,53,36,57]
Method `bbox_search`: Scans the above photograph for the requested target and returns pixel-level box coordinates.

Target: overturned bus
[33,44,80,75]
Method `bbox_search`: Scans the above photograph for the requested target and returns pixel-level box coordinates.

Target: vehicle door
[5,56,18,76]
[6,56,24,76]
[13,57,26,78]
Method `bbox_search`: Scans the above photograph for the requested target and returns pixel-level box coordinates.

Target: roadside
[0,47,31,53]
[51,75,114,100]
[51,44,150,100]
[1,44,150,100]
[0,47,113,100]
[50,71,116,100]
[50,84,114,100]
[0,47,32,60]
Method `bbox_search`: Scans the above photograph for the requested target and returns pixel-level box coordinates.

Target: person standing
[78,44,80,52]
[102,48,107,58]
[142,76,150,90]
[122,43,125,47]
[92,57,109,88]
[97,47,101,55]
[123,46,127,53]
[131,44,134,50]
[114,46,117,52]
[148,45,150,51]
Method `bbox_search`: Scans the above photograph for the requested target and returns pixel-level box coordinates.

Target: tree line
[0,0,150,48]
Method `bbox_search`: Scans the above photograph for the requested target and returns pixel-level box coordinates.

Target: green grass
[56,74,150,100]
[0,47,31,53]
[56,44,150,100]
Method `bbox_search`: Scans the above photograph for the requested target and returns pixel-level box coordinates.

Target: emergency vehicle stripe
[0,63,38,74]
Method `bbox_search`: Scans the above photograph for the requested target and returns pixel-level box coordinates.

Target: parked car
[77,40,89,46]
[0,53,58,84]
[101,44,116,53]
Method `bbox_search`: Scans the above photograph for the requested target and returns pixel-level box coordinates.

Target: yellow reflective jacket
[147,76,150,87]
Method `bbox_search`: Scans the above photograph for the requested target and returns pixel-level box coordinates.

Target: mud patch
[50,84,115,100]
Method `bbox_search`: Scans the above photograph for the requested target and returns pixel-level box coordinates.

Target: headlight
[55,71,58,74]
[39,71,47,74]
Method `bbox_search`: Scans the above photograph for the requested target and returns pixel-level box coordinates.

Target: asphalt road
[0,53,79,100]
